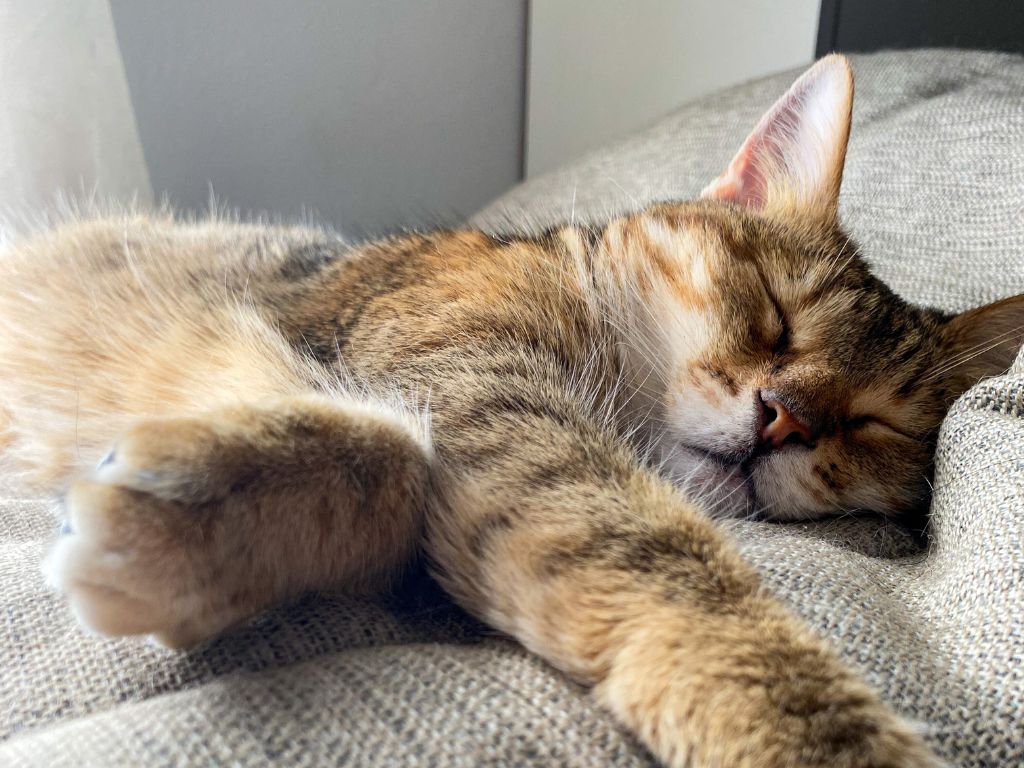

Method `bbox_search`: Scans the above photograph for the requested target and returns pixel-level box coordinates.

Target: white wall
[526,0,820,177]
[0,0,152,228]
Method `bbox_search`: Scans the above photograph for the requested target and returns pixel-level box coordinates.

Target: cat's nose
[758,392,813,449]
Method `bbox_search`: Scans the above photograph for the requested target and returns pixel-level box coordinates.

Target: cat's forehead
[652,200,850,272]
[644,201,945,390]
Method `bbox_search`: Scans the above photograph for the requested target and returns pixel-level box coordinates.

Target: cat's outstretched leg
[426,365,938,768]
[45,394,431,648]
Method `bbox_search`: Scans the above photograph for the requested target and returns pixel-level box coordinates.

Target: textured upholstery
[3,50,1022,766]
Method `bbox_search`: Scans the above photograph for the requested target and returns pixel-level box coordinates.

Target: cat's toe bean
[43,535,157,637]
[43,476,220,644]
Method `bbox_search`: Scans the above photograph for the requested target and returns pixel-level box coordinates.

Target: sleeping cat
[1,55,1019,767]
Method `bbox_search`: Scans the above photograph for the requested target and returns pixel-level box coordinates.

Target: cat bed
[2,49,1022,766]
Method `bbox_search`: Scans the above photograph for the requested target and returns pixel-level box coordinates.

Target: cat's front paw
[600,602,941,768]
[43,419,261,648]
[44,400,431,648]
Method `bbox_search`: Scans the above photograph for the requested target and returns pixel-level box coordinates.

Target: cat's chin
[657,444,755,519]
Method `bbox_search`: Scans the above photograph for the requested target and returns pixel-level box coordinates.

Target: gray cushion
[3,49,1023,766]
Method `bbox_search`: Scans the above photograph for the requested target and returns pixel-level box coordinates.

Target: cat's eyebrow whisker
[921,323,1024,384]
[816,235,860,287]
[926,325,1023,378]
[602,176,643,212]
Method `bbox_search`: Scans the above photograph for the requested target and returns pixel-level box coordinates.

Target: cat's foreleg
[426,386,936,767]
[45,393,431,648]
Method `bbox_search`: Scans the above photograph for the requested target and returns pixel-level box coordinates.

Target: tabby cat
[2,55,1020,767]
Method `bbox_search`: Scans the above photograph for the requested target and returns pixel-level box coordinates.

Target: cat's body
[1,56,1019,767]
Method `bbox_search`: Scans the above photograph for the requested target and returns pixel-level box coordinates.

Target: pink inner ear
[702,55,852,215]
[706,89,807,210]
[714,107,796,210]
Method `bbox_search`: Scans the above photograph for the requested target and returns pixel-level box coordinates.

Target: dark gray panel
[818,0,1024,55]
[109,1,526,234]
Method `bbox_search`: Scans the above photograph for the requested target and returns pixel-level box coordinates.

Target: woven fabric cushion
[2,49,1023,766]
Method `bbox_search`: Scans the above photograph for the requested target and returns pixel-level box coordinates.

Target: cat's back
[0,213,349,303]
[0,210,585,365]
[0,212,543,308]
[0,211,597,486]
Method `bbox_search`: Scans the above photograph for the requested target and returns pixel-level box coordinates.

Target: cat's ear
[702,54,853,224]
[942,295,1024,389]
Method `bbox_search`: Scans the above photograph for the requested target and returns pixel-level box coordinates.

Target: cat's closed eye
[843,414,875,432]
[771,314,790,357]
[845,415,918,441]
[766,294,790,358]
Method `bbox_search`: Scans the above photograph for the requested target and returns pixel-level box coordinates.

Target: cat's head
[605,55,1024,520]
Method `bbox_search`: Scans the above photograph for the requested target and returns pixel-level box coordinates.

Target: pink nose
[759,395,813,449]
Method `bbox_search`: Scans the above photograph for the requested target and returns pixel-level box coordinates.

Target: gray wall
[109,1,526,235]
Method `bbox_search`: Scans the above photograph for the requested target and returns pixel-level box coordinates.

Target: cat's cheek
[666,389,758,458]
[748,454,829,520]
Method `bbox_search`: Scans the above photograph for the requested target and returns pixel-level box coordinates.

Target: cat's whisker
[819,235,861,287]
[925,328,1023,378]
[920,323,1024,384]
[601,176,643,212]
[603,325,671,392]
[703,474,750,518]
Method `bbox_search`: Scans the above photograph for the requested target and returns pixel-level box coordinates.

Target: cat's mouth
[670,444,758,518]
[686,443,830,521]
